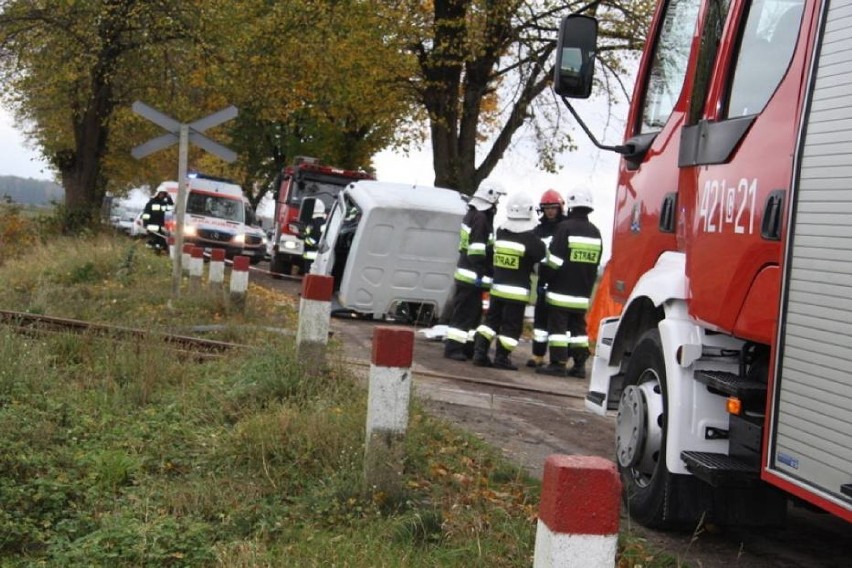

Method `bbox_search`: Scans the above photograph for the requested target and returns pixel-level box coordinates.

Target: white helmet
[469,180,507,211]
[312,200,326,219]
[502,192,538,232]
[506,192,536,220]
[565,186,594,211]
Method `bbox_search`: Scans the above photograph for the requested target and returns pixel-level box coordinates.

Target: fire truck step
[694,370,766,402]
[681,450,759,487]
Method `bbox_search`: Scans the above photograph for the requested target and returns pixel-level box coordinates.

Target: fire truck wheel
[616,327,699,529]
[270,254,291,277]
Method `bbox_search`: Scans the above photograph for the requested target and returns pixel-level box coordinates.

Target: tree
[383,0,653,193]
[0,1,201,231]
[194,0,421,208]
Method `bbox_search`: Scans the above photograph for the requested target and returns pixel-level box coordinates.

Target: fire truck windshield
[291,177,349,207]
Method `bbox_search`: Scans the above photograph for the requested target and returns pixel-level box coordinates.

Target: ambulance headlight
[183,225,197,237]
[283,241,298,250]
[233,233,245,244]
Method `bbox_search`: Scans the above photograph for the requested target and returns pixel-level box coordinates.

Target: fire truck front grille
[198,229,235,243]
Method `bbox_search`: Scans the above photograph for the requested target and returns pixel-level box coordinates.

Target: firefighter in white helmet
[302,199,327,271]
[141,187,174,250]
[444,180,506,361]
[471,192,546,370]
[536,186,602,378]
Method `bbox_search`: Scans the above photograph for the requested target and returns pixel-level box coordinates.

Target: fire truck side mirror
[553,15,598,99]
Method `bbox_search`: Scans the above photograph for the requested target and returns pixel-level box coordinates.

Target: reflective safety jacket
[490,228,547,304]
[453,206,495,288]
[302,217,325,261]
[141,193,175,231]
[532,212,565,246]
[533,212,565,284]
[544,212,602,311]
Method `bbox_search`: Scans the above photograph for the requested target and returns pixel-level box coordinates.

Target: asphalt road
[251,263,851,567]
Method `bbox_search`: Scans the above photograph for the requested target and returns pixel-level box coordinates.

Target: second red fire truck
[268,157,373,276]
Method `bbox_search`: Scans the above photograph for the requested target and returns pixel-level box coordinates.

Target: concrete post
[364,326,414,497]
[295,274,333,365]
[189,246,204,284]
[208,248,226,289]
[533,455,621,568]
[181,244,192,275]
[229,255,250,310]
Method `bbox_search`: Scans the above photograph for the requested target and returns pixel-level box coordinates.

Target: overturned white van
[310,180,466,324]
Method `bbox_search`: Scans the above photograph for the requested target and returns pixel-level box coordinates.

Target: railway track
[0,309,246,361]
[0,305,580,402]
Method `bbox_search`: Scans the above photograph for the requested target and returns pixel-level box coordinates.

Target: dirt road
[253,265,851,567]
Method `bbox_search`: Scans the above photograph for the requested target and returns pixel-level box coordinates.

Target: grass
[0,210,683,566]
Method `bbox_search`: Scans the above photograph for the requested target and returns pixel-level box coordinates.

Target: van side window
[726,0,803,117]
[639,0,702,133]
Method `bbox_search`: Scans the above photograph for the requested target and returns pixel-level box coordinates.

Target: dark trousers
[479,297,525,356]
[445,283,483,355]
[531,292,549,357]
[546,307,589,365]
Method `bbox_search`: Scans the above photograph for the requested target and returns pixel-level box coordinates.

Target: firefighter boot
[536,361,568,377]
[493,344,518,371]
[526,355,544,368]
[471,335,493,367]
[463,340,475,360]
[567,348,589,379]
[443,340,468,362]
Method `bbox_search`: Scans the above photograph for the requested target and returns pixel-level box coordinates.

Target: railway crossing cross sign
[131,101,239,296]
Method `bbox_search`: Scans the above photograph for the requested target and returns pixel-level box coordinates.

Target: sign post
[131,102,238,296]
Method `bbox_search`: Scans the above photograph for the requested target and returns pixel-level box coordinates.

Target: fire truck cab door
[607,0,701,303]
[680,0,809,341]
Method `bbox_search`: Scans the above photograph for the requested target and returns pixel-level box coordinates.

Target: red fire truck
[269,157,373,275]
[554,0,851,528]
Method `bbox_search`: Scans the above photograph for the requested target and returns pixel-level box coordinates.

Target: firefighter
[141,188,174,250]
[472,192,546,370]
[302,200,326,272]
[443,180,506,361]
[526,189,566,368]
[536,186,602,378]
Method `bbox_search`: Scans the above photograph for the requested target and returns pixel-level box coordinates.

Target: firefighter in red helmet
[526,189,566,368]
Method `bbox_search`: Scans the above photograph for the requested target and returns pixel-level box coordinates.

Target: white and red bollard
[533,455,621,568]
[208,249,226,288]
[189,246,204,283]
[167,236,176,259]
[181,244,192,275]
[229,255,250,310]
[364,326,414,495]
[295,274,333,364]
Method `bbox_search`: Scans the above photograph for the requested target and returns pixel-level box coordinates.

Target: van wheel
[616,328,700,529]
[270,254,291,276]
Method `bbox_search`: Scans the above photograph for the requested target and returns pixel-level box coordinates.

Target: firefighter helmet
[312,200,326,219]
[502,192,538,232]
[469,180,507,211]
[565,186,594,212]
[539,188,564,208]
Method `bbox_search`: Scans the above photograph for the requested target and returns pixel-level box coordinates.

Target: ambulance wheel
[615,328,699,529]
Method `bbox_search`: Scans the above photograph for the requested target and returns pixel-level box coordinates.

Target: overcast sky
[0,100,624,257]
